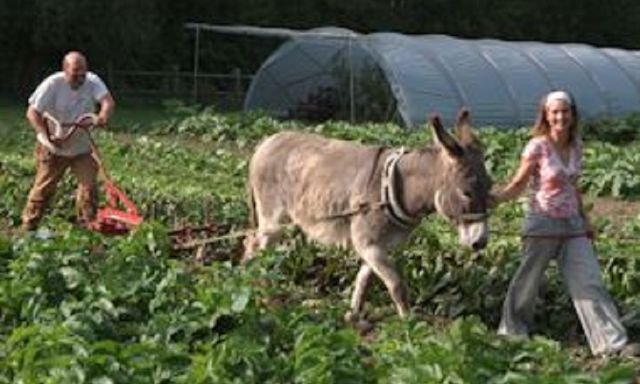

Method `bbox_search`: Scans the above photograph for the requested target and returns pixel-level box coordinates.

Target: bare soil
[589,197,640,230]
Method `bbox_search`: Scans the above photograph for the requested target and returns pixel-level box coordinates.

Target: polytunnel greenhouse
[242,27,640,128]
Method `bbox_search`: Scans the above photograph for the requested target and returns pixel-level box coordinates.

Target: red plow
[85,178,143,235]
[44,112,145,236]
[44,113,243,261]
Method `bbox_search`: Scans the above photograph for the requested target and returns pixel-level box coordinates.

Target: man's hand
[96,92,115,128]
[36,132,60,154]
[96,114,108,128]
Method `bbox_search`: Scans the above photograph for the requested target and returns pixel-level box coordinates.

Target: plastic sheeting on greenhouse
[243,27,640,128]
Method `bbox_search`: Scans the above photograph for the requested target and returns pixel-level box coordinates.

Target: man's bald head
[62,51,88,89]
[63,51,87,67]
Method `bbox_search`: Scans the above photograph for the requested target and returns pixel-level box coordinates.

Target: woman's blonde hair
[530,90,580,144]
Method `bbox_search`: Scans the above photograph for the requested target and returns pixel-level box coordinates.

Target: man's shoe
[20,222,36,233]
[34,228,55,240]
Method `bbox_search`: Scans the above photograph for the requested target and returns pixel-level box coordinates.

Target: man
[21,51,116,231]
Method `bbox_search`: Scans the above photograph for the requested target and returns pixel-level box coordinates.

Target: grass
[0,98,27,131]
[2,99,640,380]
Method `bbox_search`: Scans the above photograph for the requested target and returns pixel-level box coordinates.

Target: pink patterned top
[523,136,582,218]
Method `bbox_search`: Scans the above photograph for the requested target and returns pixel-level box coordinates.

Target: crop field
[1,99,640,382]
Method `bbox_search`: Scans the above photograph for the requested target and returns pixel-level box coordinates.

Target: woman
[492,90,638,357]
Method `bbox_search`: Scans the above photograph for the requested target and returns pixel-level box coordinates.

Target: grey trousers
[497,214,628,355]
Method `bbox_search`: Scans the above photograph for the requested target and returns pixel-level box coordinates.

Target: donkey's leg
[354,243,410,318]
[242,217,284,263]
[345,263,373,322]
[242,229,282,263]
[242,195,288,263]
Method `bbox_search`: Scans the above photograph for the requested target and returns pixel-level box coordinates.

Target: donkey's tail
[246,181,258,229]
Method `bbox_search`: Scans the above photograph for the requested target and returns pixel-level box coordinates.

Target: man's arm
[26,105,59,153]
[26,105,49,136]
[96,92,115,127]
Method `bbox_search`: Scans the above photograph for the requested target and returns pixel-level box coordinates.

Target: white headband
[545,91,572,107]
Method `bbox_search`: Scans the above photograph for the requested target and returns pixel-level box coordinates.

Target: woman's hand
[574,181,594,240]
[488,190,502,209]
[493,156,535,206]
[584,216,596,241]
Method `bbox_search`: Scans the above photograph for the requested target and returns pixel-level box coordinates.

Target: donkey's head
[430,109,492,251]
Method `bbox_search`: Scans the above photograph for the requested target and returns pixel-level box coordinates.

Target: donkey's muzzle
[458,216,489,251]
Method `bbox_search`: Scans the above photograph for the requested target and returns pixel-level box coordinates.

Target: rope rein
[40,120,628,246]
[41,112,109,178]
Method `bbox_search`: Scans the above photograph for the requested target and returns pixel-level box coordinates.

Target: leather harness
[321,147,489,228]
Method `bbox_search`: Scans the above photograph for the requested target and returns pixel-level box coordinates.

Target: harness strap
[317,147,421,227]
[523,232,591,240]
[457,212,489,224]
[318,148,488,227]
[381,148,420,228]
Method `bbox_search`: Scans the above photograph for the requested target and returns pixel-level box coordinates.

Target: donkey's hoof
[344,312,375,335]
[354,319,375,335]
[240,253,255,265]
[344,311,358,323]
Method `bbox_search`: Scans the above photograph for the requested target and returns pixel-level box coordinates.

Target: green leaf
[231,288,251,313]
[59,266,83,289]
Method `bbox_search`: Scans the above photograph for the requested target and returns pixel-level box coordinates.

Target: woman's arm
[573,179,595,238]
[492,156,536,205]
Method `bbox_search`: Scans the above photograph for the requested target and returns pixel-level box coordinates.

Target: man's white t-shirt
[29,71,108,157]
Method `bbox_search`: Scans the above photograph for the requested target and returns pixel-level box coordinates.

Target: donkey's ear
[430,114,464,158]
[454,108,480,147]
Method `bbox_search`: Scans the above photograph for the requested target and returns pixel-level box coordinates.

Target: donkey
[243,109,493,321]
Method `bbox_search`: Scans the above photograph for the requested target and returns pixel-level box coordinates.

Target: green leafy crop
[1,107,640,382]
